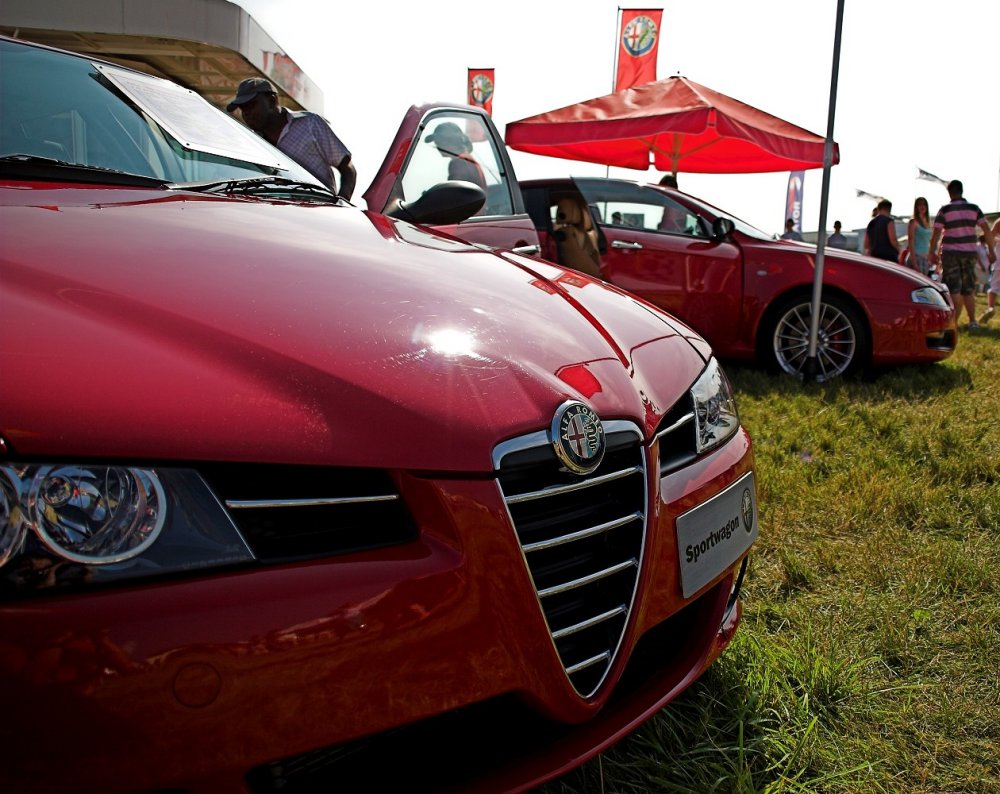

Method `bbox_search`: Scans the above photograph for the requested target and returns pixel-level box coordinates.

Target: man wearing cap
[424,122,486,189]
[227,78,356,200]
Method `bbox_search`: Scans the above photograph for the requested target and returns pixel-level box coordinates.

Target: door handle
[512,244,541,255]
[611,240,644,250]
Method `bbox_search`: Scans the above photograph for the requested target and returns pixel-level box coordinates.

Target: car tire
[764,293,868,382]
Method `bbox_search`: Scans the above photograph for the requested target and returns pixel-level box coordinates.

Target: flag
[467,68,495,115]
[785,171,805,232]
[855,188,884,201]
[615,9,662,92]
[916,167,948,186]
[466,68,494,142]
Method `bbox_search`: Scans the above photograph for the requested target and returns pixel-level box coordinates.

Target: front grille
[656,391,698,476]
[198,464,417,563]
[494,422,647,697]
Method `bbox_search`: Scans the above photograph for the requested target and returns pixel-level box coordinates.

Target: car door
[363,104,540,255]
[572,178,744,351]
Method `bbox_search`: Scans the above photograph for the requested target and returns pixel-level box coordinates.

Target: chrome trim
[537,558,638,598]
[491,430,549,469]
[495,420,648,699]
[511,244,541,255]
[566,652,611,675]
[723,556,750,626]
[611,240,643,250]
[226,494,399,509]
[506,467,642,505]
[654,411,695,443]
[552,606,628,640]
[492,419,637,470]
[522,513,642,553]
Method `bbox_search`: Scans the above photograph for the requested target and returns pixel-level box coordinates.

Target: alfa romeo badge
[551,401,606,475]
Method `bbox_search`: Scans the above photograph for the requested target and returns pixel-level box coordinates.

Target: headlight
[0,464,253,595]
[912,286,948,308]
[690,358,740,454]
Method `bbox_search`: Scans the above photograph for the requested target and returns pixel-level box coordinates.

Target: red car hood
[744,237,938,287]
[1,185,708,472]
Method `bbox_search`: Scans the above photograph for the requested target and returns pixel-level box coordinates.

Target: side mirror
[384,180,486,226]
[712,217,735,241]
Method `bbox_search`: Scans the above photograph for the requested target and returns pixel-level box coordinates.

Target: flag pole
[612,7,623,92]
[607,8,622,180]
[803,0,844,382]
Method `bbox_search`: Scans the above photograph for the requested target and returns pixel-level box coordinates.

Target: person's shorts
[990,262,1000,295]
[941,251,978,295]
[911,252,930,276]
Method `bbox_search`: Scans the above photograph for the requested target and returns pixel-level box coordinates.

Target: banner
[615,9,662,92]
[785,171,805,232]
[467,68,495,115]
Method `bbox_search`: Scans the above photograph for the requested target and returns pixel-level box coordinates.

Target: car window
[399,110,514,217]
[0,39,320,185]
[573,178,707,238]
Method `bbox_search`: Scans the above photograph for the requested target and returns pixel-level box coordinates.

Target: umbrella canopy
[505,76,838,175]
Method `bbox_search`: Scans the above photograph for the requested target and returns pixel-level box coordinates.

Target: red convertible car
[365,106,957,383]
[0,37,757,793]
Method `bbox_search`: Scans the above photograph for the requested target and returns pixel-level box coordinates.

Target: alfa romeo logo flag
[615,9,662,92]
[468,68,495,115]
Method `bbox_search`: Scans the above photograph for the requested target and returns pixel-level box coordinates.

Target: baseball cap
[226,78,277,112]
[424,122,470,151]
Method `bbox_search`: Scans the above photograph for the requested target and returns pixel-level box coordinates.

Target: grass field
[544,297,1000,793]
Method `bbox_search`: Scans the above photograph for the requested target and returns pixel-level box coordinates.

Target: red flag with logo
[467,68,495,115]
[615,9,662,92]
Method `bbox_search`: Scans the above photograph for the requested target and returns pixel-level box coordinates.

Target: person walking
[906,197,933,275]
[980,218,1000,324]
[864,199,900,262]
[227,78,357,200]
[928,180,997,329]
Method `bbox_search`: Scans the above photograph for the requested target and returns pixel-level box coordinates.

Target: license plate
[675,471,758,598]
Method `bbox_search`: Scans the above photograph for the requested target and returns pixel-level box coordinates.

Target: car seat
[554,197,602,278]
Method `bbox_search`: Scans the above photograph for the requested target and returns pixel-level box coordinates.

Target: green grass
[543,297,1000,793]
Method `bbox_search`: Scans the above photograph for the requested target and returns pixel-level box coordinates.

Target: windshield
[0,38,321,186]
[571,177,774,241]
[667,190,775,241]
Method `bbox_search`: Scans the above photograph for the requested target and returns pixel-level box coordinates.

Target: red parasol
[505,75,838,175]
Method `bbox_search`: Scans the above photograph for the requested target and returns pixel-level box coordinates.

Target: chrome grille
[494,422,647,697]
[198,464,417,563]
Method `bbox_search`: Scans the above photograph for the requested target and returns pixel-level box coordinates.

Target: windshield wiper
[0,154,171,187]
[172,176,341,203]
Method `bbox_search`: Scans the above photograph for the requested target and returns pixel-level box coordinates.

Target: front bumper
[866,299,957,364]
[0,432,754,794]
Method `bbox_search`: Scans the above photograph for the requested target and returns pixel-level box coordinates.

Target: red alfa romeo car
[364,106,957,383]
[0,37,757,793]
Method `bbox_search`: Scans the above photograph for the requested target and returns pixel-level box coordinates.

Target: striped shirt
[933,198,986,253]
[276,110,350,191]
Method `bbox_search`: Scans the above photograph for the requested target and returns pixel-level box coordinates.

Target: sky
[234,0,1000,237]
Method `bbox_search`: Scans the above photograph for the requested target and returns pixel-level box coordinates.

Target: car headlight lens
[912,286,948,308]
[28,465,166,564]
[691,358,740,454]
[1,464,254,595]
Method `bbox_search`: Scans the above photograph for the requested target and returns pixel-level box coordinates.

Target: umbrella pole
[805,0,845,382]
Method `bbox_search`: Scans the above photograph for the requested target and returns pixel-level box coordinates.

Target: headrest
[556,199,583,226]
